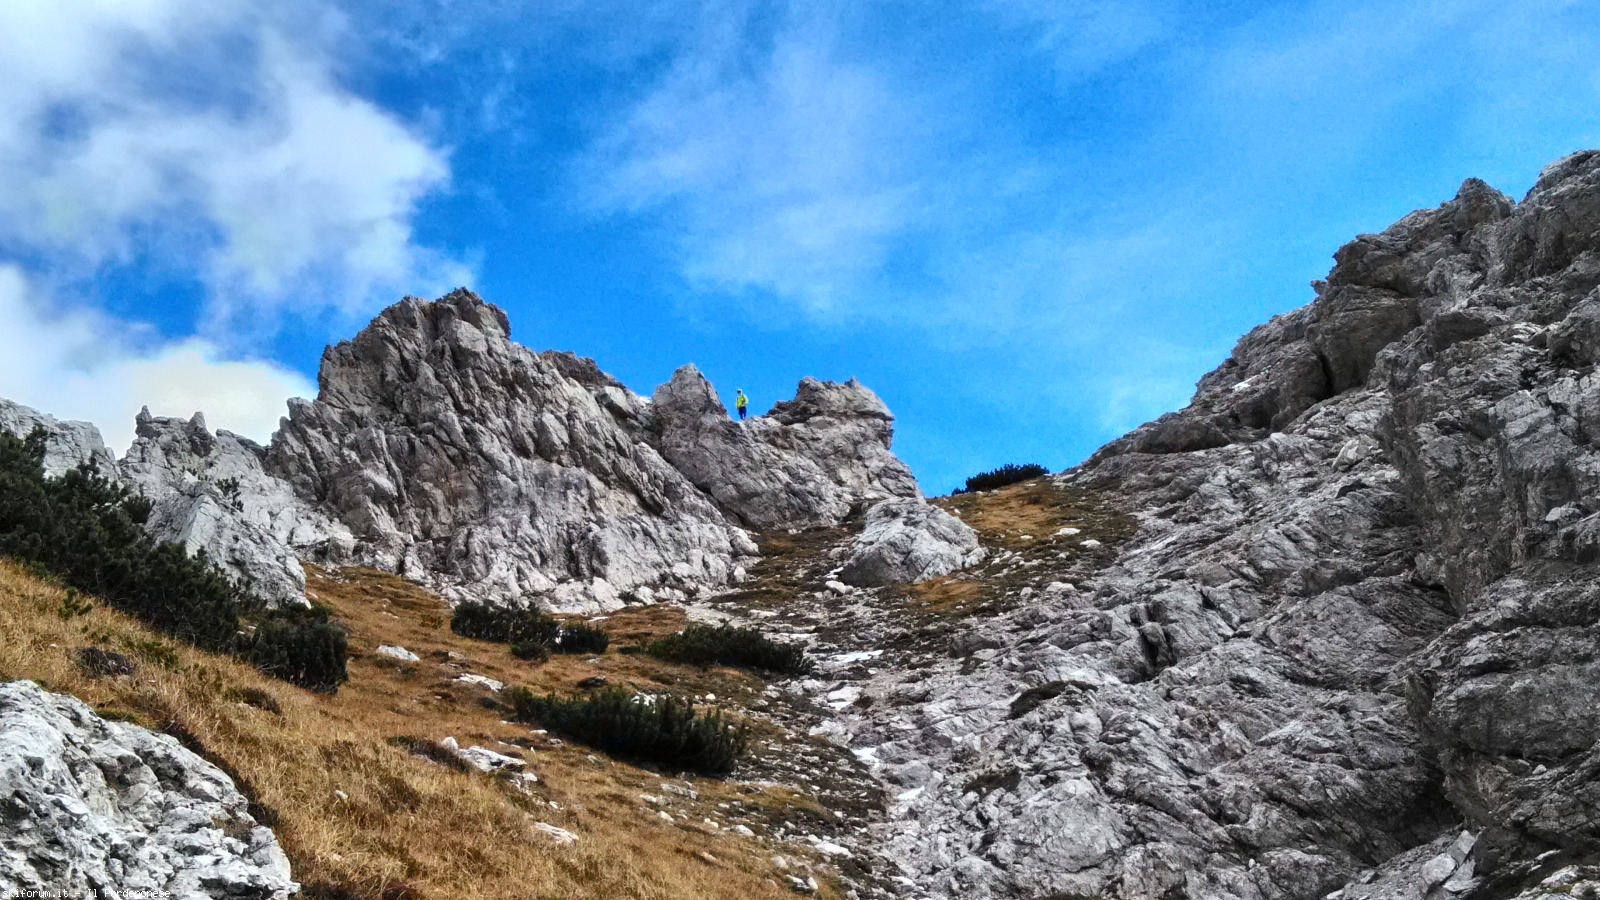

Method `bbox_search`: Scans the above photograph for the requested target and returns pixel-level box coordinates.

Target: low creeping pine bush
[243,605,349,693]
[0,428,349,692]
[553,622,609,655]
[0,429,239,650]
[452,600,610,658]
[510,640,549,663]
[955,462,1049,494]
[450,600,560,646]
[644,623,811,676]
[509,686,747,775]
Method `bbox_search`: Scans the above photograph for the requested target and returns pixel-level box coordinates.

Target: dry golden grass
[897,576,988,619]
[0,560,836,900]
[936,478,1088,549]
[891,479,1139,622]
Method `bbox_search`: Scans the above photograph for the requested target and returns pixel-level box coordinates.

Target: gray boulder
[838,498,983,587]
[0,397,116,477]
[647,364,920,530]
[0,680,295,898]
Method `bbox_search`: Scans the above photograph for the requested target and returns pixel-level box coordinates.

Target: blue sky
[1,0,1598,493]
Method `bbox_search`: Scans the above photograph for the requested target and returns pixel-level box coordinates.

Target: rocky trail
[696,476,1142,898]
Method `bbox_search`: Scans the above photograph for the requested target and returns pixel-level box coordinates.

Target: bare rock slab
[0,680,295,899]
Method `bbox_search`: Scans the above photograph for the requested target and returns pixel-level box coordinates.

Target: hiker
[734,389,749,421]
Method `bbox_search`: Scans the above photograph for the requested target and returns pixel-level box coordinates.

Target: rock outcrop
[0,680,295,898]
[265,291,760,609]
[647,365,920,530]
[119,408,344,608]
[807,151,1600,898]
[0,397,116,477]
[838,498,982,587]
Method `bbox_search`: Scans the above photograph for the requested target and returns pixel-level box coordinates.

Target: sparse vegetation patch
[0,428,348,691]
[645,623,811,676]
[510,686,748,775]
[954,462,1049,494]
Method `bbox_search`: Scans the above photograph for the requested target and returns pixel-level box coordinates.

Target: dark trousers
[737,407,747,420]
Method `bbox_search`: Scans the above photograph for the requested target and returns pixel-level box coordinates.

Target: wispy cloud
[0,0,462,436]
[577,7,937,312]
[982,0,1177,78]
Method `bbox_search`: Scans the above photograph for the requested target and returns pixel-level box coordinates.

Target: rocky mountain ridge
[2,290,957,611]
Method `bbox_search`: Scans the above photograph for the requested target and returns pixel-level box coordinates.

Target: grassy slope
[0,560,834,900]
[904,476,1138,620]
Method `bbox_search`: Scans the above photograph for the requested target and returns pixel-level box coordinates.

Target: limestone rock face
[838,498,982,587]
[118,407,344,608]
[265,291,755,610]
[2,292,923,613]
[0,397,116,477]
[647,365,920,530]
[0,680,295,898]
[820,151,1600,898]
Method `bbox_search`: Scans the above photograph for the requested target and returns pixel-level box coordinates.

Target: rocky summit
[264,291,934,608]
[8,150,1600,899]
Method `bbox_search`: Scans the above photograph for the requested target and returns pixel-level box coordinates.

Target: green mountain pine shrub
[554,623,609,654]
[509,686,747,775]
[0,428,349,692]
[644,623,811,675]
[450,600,560,646]
[243,605,349,693]
[0,429,240,650]
[510,640,549,663]
[955,462,1049,494]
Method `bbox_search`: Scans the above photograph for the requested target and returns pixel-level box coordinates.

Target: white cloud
[0,265,313,457]
[579,17,929,311]
[0,0,461,332]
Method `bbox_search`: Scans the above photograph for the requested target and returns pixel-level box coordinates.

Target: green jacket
[734,391,749,409]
